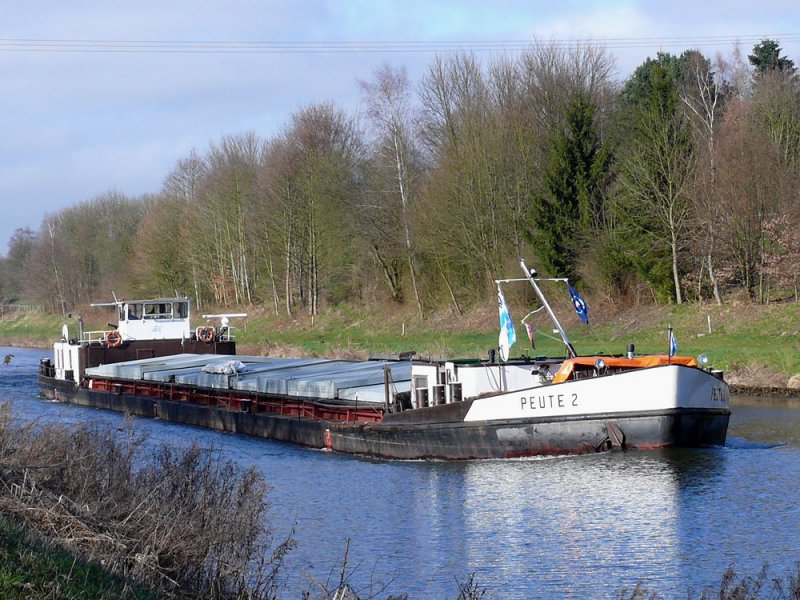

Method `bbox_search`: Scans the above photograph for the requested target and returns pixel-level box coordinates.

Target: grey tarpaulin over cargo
[86,355,411,403]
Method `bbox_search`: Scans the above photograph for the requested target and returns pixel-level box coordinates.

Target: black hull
[38,374,730,460]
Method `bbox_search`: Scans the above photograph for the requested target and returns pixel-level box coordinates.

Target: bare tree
[259,104,363,316]
[418,53,509,291]
[713,100,796,301]
[359,63,425,317]
[681,50,726,304]
[519,40,615,137]
[185,133,265,308]
[25,194,146,310]
[162,150,208,306]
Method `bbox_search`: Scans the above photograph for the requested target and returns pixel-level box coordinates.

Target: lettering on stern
[520,392,578,411]
[710,387,729,404]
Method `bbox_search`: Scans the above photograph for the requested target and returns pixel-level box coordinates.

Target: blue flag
[668,327,678,357]
[567,283,590,324]
[497,287,516,361]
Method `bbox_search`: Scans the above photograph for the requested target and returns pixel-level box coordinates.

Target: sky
[1,0,799,254]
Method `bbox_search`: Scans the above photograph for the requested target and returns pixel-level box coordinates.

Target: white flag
[498,287,516,361]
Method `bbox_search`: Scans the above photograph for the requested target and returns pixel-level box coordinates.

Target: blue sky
[1,0,798,252]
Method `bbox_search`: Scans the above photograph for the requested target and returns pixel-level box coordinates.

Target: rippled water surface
[3,346,800,598]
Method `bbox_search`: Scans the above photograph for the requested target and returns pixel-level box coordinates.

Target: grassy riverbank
[0,516,155,599]
[0,409,286,599]
[3,300,798,383]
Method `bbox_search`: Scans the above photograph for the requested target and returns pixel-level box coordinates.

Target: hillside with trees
[1,39,798,317]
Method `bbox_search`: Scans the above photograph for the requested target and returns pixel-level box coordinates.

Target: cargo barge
[39,265,731,459]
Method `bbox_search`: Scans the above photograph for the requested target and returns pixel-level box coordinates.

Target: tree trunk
[708,254,722,305]
[434,252,462,316]
[671,237,682,305]
[393,128,424,321]
[284,227,292,317]
[372,246,402,302]
[309,214,318,316]
[47,223,68,317]
[192,263,202,310]
[264,242,280,316]
[407,252,423,320]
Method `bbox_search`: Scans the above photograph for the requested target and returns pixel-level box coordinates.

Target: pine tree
[534,92,609,282]
[748,39,796,75]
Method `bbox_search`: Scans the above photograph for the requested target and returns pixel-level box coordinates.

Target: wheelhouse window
[174,301,188,319]
[127,303,142,320]
[143,302,173,319]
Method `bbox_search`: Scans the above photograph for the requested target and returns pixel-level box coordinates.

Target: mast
[519,259,577,358]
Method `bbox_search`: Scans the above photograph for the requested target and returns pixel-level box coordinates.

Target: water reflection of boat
[38,263,730,460]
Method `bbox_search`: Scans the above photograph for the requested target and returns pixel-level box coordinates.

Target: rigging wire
[0,34,798,54]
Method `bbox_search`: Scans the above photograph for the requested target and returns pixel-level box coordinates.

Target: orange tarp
[552,355,698,384]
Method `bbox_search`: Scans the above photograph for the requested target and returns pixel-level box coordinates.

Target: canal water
[2,346,799,599]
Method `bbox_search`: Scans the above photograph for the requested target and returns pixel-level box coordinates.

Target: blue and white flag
[668,327,678,357]
[497,287,516,361]
[567,283,590,324]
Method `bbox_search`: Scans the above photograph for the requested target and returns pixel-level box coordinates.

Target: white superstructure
[52,297,193,384]
[104,298,192,341]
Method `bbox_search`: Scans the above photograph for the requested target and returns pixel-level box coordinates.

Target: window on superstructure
[174,302,188,319]
[143,303,172,319]
[127,303,142,320]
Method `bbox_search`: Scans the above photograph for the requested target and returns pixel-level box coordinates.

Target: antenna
[518,259,577,358]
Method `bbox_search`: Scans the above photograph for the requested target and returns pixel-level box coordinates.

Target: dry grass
[621,563,800,599]
[0,403,291,599]
[725,363,789,388]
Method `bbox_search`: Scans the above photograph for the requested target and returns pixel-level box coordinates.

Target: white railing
[80,330,110,343]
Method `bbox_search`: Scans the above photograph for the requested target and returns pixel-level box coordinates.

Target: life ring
[197,326,216,344]
[105,330,122,348]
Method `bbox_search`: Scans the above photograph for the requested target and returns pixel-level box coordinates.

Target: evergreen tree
[534,92,609,282]
[748,39,796,75]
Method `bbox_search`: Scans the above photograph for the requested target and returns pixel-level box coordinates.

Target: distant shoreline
[0,339,49,350]
[730,384,800,399]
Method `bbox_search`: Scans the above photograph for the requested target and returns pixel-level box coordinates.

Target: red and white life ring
[105,330,122,348]
[197,325,216,344]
